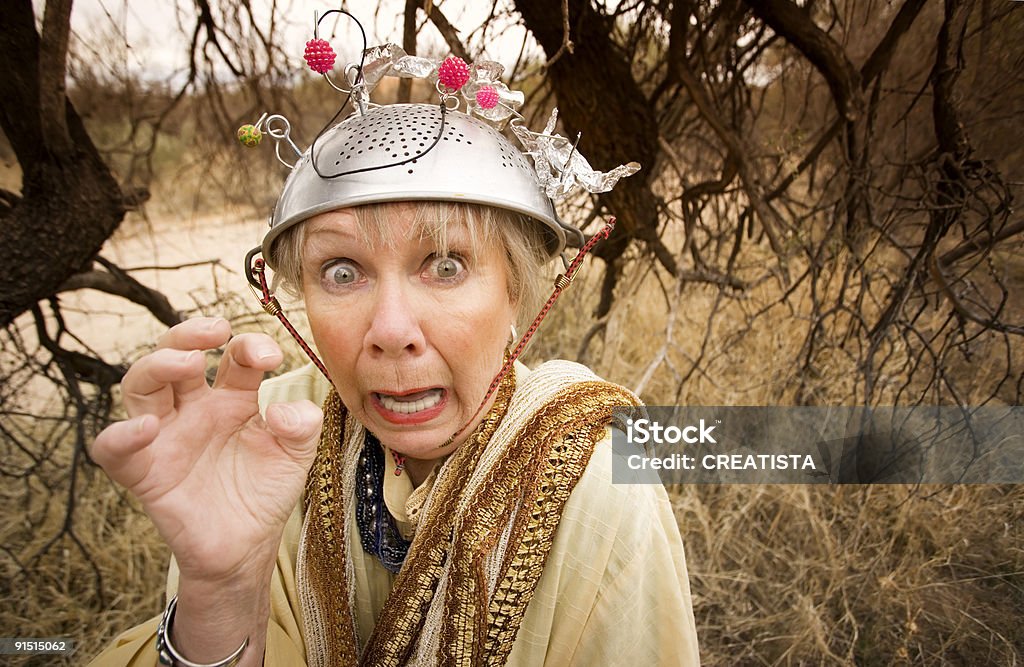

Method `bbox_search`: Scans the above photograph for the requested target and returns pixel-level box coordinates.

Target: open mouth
[374,388,445,415]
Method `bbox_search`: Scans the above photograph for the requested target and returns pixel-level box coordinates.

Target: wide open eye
[429,255,465,281]
[321,260,361,286]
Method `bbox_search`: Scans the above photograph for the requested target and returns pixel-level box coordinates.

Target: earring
[508,324,518,347]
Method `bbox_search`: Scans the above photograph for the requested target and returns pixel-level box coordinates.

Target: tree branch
[423,3,469,61]
[939,219,1024,266]
[869,0,973,342]
[399,0,418,103]
[0,0,44,167]
[764,0,928,203]
[545,0,575,68]
[743,0,863,121]
[38,0,74,153]
[58,259,183,328]
[929,255,1024,336]
[671,53,788,260]
[30,302,126,388]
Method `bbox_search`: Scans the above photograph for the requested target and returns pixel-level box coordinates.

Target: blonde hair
[269,202,553,328]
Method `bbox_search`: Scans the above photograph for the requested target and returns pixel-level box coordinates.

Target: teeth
[378,389,443,414]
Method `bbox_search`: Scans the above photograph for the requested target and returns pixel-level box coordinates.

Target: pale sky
[60,0,537,84]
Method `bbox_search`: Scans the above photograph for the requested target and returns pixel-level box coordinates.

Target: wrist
[157,595,251,667]
[173,535,280,592]
[167,578,271,667]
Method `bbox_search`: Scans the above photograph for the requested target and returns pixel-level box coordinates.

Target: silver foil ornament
[511,108,641,200]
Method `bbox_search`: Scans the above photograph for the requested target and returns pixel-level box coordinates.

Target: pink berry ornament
[475,85,499,110]
[438,56,470,91]
[304,38,336,74]
[237,124,262,147]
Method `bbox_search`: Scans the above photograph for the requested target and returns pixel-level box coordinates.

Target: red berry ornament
[476,85,499,109]
[438,56,470,91]
[304,38,336,74]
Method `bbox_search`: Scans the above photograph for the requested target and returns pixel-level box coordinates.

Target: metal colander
[263,104,564,264]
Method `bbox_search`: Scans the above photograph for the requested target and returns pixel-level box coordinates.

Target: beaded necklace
[354,432,410,573]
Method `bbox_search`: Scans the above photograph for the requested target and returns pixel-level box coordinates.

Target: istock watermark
[625,417,718,445]
[612,406,1024,484]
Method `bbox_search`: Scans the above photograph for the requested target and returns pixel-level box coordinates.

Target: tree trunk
[0,0,125,328]
[516,0,667,315]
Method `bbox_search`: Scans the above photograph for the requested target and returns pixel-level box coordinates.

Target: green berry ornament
[237,124,262,147]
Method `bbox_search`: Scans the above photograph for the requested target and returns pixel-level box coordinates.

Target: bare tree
[510,0,1022,407]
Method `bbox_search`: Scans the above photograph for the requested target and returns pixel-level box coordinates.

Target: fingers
[157,317,231,351]
[212,333,283,393]
[90,415,159,490]
[121,348,208,418]
[264,400,323,465]
[121,318,232,417]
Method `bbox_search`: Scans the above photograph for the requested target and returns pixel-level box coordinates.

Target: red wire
[252,259,333,381]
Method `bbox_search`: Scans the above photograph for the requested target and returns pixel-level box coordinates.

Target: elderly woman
[88,46,698,667]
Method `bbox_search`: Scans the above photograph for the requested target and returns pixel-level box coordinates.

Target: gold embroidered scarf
[297,362,640,666]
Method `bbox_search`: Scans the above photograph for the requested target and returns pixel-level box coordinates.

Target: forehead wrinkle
[301,225,357,262]
[301,203,494,261]
[305,214,357,237]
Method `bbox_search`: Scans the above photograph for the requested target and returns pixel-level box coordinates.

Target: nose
[363,280,427,358]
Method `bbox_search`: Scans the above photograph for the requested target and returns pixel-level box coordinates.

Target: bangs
[348,201,499,258]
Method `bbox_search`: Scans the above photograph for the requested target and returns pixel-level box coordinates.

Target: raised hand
[91,317,323,585]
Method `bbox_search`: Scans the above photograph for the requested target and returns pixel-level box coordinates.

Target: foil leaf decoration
[360,44,406,89]
[355,44,437,112]
[465,81,523,122]
[470,60,505,83]
[393,54,437,79]
[462,60,521,122]
[510,108,641,199]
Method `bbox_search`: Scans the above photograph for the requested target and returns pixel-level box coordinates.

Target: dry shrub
[521,246,1024,665]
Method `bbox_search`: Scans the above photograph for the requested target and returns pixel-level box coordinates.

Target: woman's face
[300,207,516,459]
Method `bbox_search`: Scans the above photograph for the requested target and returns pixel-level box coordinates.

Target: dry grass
[0,431,169,666]
[675,485,1023,665]
[2,220,1023,666]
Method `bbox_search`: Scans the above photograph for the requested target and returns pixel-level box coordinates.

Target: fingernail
[276,404,296,428]
[136,415,151,434]
[257,347,279,360]
[185,350,202,364]
[203,317,225,331]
